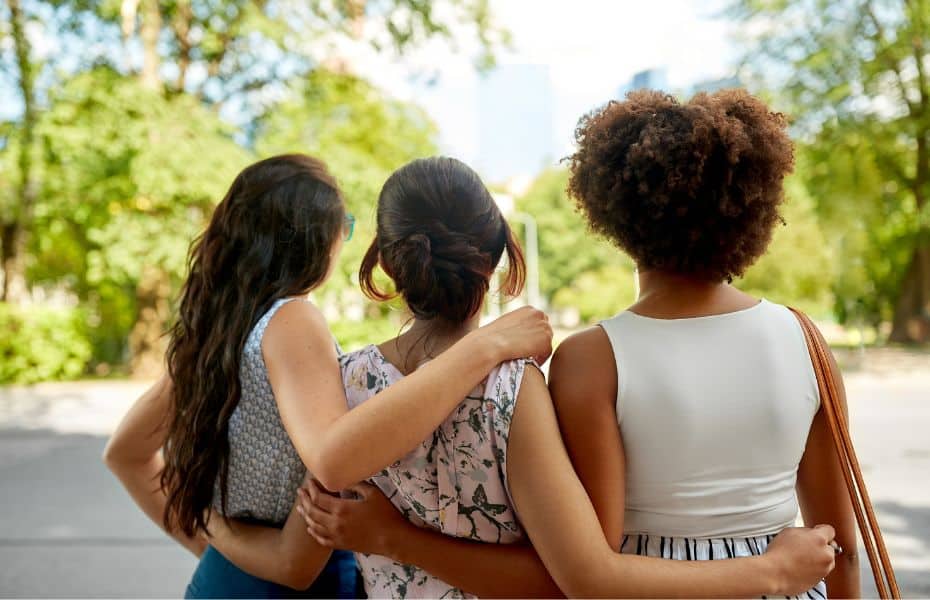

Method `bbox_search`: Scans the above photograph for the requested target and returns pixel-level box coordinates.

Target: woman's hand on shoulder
[472,306,553,365]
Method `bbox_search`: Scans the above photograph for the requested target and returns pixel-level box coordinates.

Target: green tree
[731,0,930,343]
[255,69,438,335]
[738,173,835,315]
[1,0,506,376]
[51,0,507,108]
[515,168,636,323]
[33,68,250,374]
[1,0,39,302]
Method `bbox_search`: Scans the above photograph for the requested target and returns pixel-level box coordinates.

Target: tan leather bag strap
[790,308,900,599]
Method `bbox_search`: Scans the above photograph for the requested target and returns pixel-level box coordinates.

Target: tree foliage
[515,168,636,323]
[31,67,250,371]
[731,0,930,342]
[0,0,489,380]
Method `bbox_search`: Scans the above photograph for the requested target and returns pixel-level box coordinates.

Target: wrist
[757,554,788,596]
[463,328,505,366]
[379,521,419,563]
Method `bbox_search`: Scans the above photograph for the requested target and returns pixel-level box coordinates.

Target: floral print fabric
[340,345,529,599]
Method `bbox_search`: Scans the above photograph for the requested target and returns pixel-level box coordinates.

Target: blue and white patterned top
[213,297,317,525]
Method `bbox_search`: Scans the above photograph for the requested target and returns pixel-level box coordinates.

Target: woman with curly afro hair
[549,89,860,598]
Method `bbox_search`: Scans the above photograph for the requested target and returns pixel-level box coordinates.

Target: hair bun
[394,233,438,314]
[358,156,527,323]
[404,233,432,258]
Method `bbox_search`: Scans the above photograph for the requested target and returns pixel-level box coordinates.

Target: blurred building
[617,67,670,97]
[689,75,742,95]
[476,64,556,183]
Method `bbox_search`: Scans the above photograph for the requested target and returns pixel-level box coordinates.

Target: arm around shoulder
[264,302,552,491]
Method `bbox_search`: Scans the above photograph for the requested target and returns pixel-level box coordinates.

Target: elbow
[559,580,594,599]
[303,447,353,492]
[310,467,351,494]
[101,438,121,472]
[101,437,145,476]
[552,554,617,599]
[279,558,318,591]
[554,569,601,599]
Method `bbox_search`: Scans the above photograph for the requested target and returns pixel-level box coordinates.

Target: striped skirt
[620,533,828,599]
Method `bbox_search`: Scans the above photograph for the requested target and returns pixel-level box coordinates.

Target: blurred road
[0,370,928,598]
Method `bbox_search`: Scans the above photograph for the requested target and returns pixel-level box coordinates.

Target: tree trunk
[0,223,26,302]
[173,0,193,91]
[139,0,162,90]
[348,0,366,39]
[888,240,930,343]
[128,266,172,377]
[2,0,37,304]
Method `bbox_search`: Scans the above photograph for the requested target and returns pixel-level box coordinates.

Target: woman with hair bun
[214,156,839,599]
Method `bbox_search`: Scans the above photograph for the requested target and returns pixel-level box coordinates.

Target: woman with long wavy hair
[198,156,840,599]
[102,154,552,598]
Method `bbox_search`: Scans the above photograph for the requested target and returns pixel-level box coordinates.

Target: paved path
[0,373,928,598]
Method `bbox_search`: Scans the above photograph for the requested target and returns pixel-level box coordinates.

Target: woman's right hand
[764,525,838,595]
[475,306,553,365]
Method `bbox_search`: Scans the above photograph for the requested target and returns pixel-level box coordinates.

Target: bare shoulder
[518,360,548,396]
[549,326,617,411]
[262,298,334,358]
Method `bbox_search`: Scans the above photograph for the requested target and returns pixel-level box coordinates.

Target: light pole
[512,211,541,308]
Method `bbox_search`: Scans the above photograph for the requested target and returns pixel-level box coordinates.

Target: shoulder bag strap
[789,307,900,599]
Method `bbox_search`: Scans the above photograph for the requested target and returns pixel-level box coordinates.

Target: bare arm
[549,328,625,549]
[298,481,562,598]
[797,325,861,598]
[206,500,332,590]
[102,376,205,557]
[507,366,837,598]
[266,303,552,492]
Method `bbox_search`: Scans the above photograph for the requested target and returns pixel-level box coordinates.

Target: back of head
[360,156,525,324]
[162,153,344,538]
[567,88,794,281]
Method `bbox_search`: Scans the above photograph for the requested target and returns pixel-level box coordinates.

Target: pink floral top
[340,345,530,599]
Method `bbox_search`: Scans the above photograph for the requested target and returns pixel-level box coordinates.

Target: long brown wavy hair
[161,154,345,538]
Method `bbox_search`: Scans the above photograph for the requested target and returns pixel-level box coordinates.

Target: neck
[405,314,481,350]
[631,268,759,319]
[636,269,726,301]
[387,313,481,375]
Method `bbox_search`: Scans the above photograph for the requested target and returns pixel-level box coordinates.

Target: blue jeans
[185,546,363,598]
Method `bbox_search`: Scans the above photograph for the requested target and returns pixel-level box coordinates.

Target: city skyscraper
[617,67,670,98]
[689,75,742,95]
[476,64,557,183]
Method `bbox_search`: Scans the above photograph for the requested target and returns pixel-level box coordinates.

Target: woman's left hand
[297,479,409,556]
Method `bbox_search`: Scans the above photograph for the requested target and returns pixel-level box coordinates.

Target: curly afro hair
[566,88,794,282]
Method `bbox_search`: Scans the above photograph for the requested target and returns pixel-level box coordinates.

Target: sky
[345,0,740,174]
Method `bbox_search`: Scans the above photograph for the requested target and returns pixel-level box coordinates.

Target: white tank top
[599,299,819,539]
